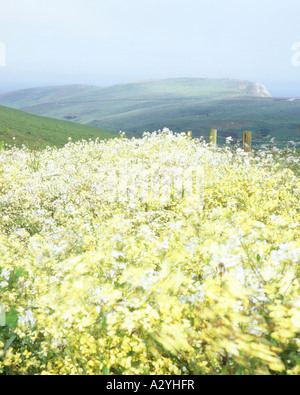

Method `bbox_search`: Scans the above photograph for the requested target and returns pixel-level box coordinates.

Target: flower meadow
[0,129,300,375]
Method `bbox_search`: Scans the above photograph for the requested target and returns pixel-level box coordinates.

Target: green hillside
[0,105,117,150]
[0,78,299,146]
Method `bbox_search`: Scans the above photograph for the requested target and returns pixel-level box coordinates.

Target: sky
[0,0,300,96]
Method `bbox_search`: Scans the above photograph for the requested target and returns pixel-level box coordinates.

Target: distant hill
[0,78,299,145]
[0,105,117,150]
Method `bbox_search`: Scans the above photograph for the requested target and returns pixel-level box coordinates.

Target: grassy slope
[0,105,117,149]
[0,78,299,144]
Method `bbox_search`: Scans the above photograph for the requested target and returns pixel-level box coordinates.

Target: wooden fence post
[242,131,252,152]
[209,129,217,145]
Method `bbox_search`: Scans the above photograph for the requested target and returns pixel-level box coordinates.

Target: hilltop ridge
[0,78,271,109]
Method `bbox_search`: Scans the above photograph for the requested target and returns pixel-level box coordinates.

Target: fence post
[209,129,217,145]
[242,131,252,152]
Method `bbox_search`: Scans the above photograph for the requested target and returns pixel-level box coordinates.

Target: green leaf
[102,366,110,375]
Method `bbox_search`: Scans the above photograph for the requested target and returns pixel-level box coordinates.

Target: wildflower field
[0,129,300,375]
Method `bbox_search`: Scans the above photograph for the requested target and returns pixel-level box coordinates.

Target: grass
[0,105,117,150]
[0,78,298,147]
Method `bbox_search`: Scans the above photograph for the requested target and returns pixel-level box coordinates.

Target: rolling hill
[0,78,299,146]
[0,105,117,149]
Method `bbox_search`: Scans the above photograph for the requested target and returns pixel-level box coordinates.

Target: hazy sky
[0,0,300,96]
